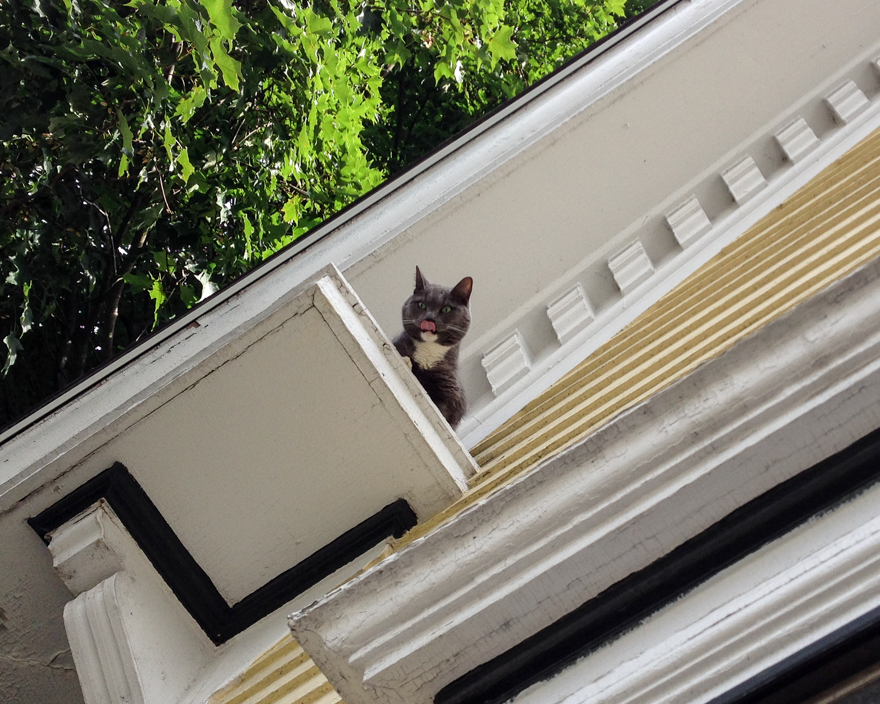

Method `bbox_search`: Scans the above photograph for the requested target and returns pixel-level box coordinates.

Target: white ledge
[289,256,880,704]
[0,0,741,509]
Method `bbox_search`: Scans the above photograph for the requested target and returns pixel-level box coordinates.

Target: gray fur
[393,267,472,428]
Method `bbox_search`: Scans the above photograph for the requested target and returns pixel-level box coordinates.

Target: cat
[393,266,473,429]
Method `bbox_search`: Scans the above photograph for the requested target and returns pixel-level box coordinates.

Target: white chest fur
[412,338,450,369]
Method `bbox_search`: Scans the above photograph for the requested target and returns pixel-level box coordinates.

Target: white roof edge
[0,0,735,503]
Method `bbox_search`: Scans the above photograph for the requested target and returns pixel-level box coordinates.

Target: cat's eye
[441,306,452,314]
[417,301,426,310]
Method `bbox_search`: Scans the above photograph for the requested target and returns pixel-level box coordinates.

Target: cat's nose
[420,320,437,333]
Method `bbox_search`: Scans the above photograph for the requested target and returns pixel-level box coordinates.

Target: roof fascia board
[287,255,880,704]
[0,0,726,453]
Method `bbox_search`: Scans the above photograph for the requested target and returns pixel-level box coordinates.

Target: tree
[0,0,652,427]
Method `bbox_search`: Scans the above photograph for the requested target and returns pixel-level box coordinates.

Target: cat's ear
[415,266,428,291]
[451,276,473,305]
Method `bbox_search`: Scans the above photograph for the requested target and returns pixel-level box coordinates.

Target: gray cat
[394,267,473,429]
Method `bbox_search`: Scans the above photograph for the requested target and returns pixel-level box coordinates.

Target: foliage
[0,0,653,425]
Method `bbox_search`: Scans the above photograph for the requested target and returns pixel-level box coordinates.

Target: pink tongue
[420,320,436,333]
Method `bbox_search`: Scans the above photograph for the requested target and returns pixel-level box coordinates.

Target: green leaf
[281,196,298,223]
[20,307,34,335]
[305,8,333,36]
[487,25,517,67]
[176,86,208,123]
[117,109,134,156]
[162,120,176,161]
[148,278,166,328]
[198,0,241,40]
[607,0,627,16]
[180,284,197,307]
[242,214,254,260]
[177,147,194,183]
[209,37,241,92]
[2,335,23,375]
[123,272,153,294]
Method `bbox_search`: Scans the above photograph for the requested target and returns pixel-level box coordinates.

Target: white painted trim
[826,80,870,124]
[63,574,144,704]
[48,499,123,598]
[0,0,695,449]
[607,240,655,295]
[546,286,595,346]
[665,195,713,249]
[288,256,880,704]
[514,481,880,704]
[481,331,532,396]
[49,503,215,704]
[721,155,767,205]
[775,117,821,164]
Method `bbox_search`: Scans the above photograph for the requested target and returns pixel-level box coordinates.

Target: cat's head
[402,266,472,346]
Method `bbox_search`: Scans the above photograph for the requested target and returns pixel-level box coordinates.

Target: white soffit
[33,269,473,605]
[288,256,880,704]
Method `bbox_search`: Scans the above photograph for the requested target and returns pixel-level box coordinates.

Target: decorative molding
[665,195,713,249]
[63,574,145,704]
[546,286,594,345]
[721,156,767,205]
[607,240,655,294]
[775,117,821,164]
[511,482,880,704]
[436,427,880,704]
[482,332,531,396]
[30,463,418,645]
[48,499,123,597]
[710,605,880,704]
[461,61,880,448]
[825,80,870,124]
[465,119,880,480]
[288,256,880,704]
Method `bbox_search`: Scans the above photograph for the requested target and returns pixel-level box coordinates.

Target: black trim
[708,603,880,704]
[435,427,880,704]
[28,463,417,644]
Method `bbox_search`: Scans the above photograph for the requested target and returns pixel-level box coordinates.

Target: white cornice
[288,256,880,704]
[514,480,880,704]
